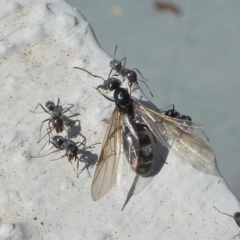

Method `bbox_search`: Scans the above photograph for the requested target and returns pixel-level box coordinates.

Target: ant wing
[115,148,135,189]
[100,116,142,192]
[164,115,209,141]
[133,100,220,176]
[91,107,124,201]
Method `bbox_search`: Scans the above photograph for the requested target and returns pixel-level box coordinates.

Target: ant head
[110,60,122,72]
[114,87,131,107]
[107,78,121,91]
[165,109,179,118]
[52,135,65,150]
[66,144,78,160]
[45,101,55,112]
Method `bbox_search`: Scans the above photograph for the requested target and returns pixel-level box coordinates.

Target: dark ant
[30,98,81,143]
[31,135,97,177]
[162,104,209,141]
[164,104,192,121]
[109,46,154,97]
[73,47,153,97]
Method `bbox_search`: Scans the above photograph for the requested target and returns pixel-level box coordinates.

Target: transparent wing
[100,117,137,190]
[115,149,135,189]
[165,116,209,141]
[133,101,220,176]
[91,107,123,201]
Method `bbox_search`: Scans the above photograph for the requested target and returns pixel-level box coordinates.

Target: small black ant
[162,104,209,141]
[74,46,154,97]
[30,98,80,143]
[109,46,154,97]
[31,135,97,177]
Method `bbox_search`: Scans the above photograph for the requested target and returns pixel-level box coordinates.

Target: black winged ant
[31,135,97,177]
[88,75,166,202]
[90,75,218,202]
[30,98,81,143]
[109,46,154,97]
[164,104,192,121]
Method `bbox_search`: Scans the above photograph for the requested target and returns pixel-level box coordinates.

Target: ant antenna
[113,45,118,60]
[107,45,118,79]
[213,206,233,218]
[74,67,105,82]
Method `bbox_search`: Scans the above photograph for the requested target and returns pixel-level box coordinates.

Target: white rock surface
[0,0,239,239]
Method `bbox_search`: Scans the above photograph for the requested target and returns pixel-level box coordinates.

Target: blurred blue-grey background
[68,0,240,200]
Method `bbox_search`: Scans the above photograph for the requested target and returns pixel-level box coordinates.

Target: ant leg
[68,158,76,174]
[128,82,133,96]
[34,140,55,157]
[96,89,115,102]
[47,120,54,142]
[132,68,149,82]
[121,57,127,68]
[65,113,80,119]
[37,130,50,144]
[30,103,50,114]
[108,68,113,79]
[83,142,100,150]
[31,139,62,158]
[61,106,76,115]
[112,73,121,78]
[50,152,67,161]
[37,125,53,144]
[31,148,61,159]
[200,130,210,141]
[56,98,60,109]
[39,118,51,139]
[159,104,175,112]
[138,79,154,97]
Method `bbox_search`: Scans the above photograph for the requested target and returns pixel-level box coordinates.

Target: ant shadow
[77,147,99,178]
